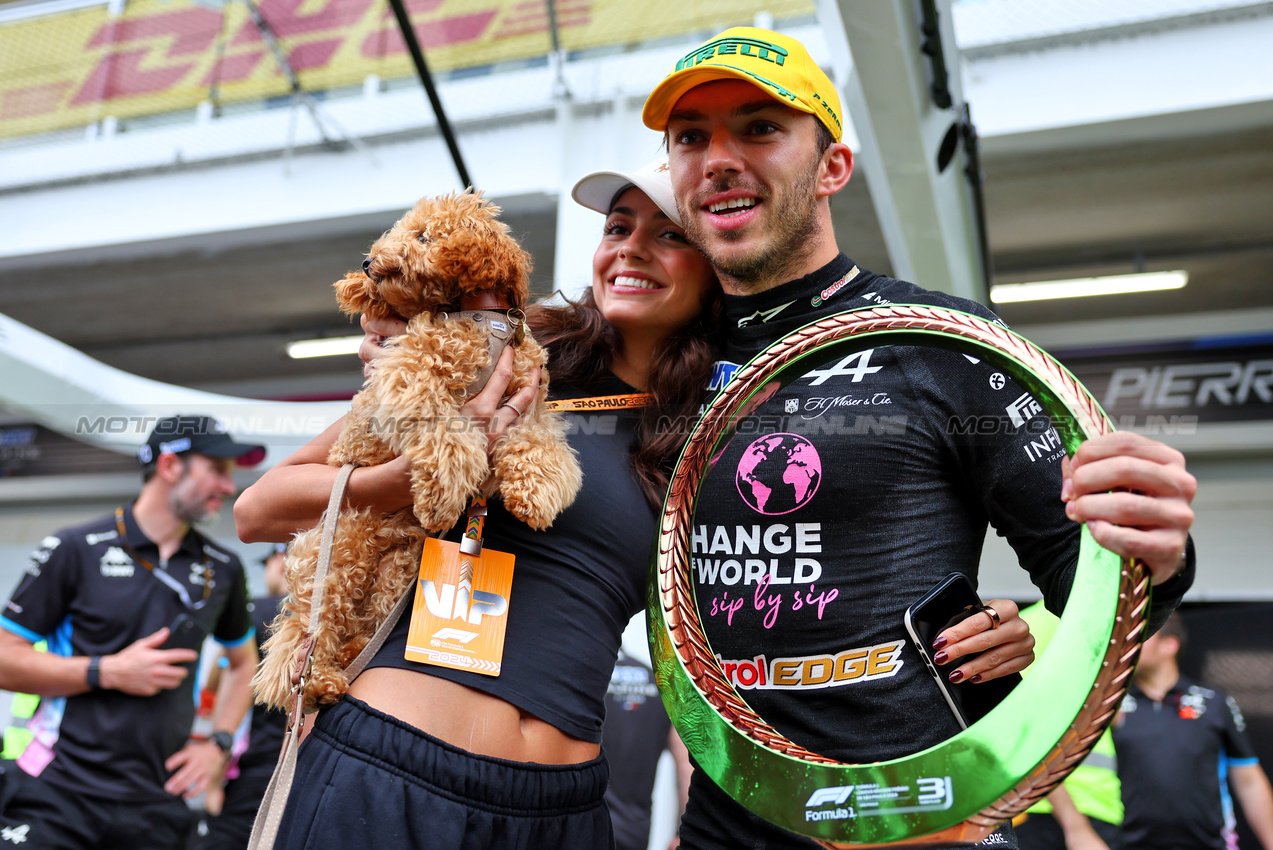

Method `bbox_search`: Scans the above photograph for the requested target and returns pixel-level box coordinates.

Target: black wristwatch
[210,730,234,754]
[85,656,102,690]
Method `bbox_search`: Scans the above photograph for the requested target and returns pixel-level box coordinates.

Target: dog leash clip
[508,308,526,346]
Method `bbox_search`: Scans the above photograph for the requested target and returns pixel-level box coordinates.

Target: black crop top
[365,374,657,742]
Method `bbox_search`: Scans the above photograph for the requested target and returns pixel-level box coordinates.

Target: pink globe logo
[735,433,822,515]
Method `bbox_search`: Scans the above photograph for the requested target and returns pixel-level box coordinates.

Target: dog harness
[452,290,526,399]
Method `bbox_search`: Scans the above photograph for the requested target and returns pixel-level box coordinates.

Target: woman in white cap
[235,159,721,849]
[235,163,1036,849]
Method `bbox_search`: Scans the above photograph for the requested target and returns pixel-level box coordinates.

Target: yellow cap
[642,27,842,142]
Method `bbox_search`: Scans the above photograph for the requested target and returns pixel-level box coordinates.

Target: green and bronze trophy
[649,305,1147,846]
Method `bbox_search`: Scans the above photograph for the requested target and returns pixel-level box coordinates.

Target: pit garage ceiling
[0,1,1269,397]
[1,114,1268,395]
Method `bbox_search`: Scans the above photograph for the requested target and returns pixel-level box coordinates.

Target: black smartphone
[903,573,1021,729]
[160,613,208,654]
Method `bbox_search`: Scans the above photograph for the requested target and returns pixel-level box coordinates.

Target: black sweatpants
[273,696,614,850]
[0,761,195,850]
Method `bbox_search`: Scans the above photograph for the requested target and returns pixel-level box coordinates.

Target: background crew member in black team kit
[602,649,692,850]
[641,27,1201,850]
[0,415,261,850]
[1112,614,1273,850]
[202,542,290,850]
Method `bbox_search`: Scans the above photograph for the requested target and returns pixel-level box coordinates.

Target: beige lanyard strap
[250,465,463,849]
[249,463,354,850]
[114,506,212,608]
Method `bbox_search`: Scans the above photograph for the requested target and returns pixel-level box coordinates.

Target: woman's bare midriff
[345,666,600,765]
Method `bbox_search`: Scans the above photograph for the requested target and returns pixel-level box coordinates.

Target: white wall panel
[979,458,1273,601]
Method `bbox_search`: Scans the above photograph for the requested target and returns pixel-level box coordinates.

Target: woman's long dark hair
[527,287,721,506]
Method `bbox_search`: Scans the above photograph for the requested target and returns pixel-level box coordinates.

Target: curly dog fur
[255,191,582,711]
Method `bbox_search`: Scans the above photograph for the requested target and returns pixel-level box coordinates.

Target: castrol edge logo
[717,641,904,691]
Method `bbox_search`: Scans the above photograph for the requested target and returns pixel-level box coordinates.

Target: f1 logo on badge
[431,628,480,644]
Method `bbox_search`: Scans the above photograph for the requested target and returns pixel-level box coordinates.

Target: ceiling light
[286,335,363,359]
[990,270,1188,304]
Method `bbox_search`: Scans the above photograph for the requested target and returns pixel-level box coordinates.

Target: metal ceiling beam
[387,0,473,189]
[818,0,987,302]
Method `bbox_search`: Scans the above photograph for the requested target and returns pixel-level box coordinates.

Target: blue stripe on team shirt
[1219,753,1238,848]
[48,617,73,658]
[0,617,45,645]
[216,626,256,649]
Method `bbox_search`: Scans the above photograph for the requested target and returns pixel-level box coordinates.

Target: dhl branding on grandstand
[717,640,904,691]
[0,0,811,138]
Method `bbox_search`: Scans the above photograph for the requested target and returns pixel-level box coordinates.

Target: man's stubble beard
[169,474,217,526]
[682,157,822,293]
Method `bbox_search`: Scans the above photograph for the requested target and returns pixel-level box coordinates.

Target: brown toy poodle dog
[256,191,582,711]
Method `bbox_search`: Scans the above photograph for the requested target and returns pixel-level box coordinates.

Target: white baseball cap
[571,158,681,226]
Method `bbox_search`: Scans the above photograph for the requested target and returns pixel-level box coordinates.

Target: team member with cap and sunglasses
[643,26,1198,849]
[0,415,263,850]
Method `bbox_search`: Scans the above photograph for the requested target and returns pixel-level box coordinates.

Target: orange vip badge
[406,538,514,676]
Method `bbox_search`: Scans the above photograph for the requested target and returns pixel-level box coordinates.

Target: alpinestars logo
[2,824,30,843]
[99,547,134,578]
[737,301,795,328]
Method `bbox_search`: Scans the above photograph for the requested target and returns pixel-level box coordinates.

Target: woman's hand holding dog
[359,312,408,379]
[460,346,540,443]
[359,313,539,447]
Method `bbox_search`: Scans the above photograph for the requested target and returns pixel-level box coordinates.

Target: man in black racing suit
[640,26,1199,850]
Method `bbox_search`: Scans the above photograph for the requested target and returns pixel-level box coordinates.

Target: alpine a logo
[810,266,860,306]
[802,350,881,386]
